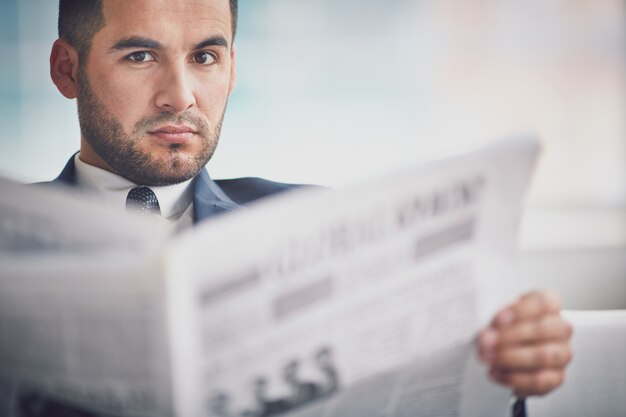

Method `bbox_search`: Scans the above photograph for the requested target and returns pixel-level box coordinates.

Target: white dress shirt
[74,154,195,231]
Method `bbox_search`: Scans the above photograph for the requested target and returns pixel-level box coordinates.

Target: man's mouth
[148,125,197,144]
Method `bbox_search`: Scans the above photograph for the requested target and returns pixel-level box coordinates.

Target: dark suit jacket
[47,154,301,224]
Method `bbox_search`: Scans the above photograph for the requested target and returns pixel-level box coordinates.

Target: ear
[50,38,80,99]
[228,46,237,96]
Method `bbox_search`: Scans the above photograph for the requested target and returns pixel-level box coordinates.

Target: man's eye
[127,51,155,63]
[193,51,216,65]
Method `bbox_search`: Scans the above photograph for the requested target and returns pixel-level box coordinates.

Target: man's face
[76,0,235,186]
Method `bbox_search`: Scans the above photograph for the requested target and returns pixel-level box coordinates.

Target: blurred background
[0,0,624,308]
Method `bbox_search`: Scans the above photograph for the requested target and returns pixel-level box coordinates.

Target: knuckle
[520,323,536,342]
[537,317,552,338]
[538,346,552,366]
[501,326,522,345]
[550,347,562,366]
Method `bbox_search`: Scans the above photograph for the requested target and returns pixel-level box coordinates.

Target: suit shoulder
[215,177,317,205]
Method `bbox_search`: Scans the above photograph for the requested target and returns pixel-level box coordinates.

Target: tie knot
[126,187,161,216]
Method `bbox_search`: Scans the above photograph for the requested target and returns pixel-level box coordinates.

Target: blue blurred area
[0,0,19,42]
[0,0,21,174]
[0,0,70,183]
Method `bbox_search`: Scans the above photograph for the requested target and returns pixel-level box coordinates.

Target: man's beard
[75,69,224,186]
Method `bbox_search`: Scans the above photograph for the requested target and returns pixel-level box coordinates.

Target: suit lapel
[192,169,240,223]
[52,152,79,186]
[51,154,239,224]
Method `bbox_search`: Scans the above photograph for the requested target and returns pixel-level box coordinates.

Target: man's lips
[148,125,197,144]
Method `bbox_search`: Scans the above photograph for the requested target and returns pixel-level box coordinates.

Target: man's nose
[155,64,196,113]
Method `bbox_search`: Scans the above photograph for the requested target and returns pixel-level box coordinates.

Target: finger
[489,368,566,397]
[488,342,573,371]
[493,291,562,329]
[478,313,572,354]
[495,314,574,347]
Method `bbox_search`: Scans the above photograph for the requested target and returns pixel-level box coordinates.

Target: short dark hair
[58,0,239,60]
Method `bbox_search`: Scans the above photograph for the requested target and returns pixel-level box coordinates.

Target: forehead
[99,0,232,46]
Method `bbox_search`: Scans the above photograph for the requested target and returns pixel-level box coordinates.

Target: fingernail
[497,309,515,327]
[481,329,498,350]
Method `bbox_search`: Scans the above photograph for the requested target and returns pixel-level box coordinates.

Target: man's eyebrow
[192,35,229,50]
[110,36,163,51]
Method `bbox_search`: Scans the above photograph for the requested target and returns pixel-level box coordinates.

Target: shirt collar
[74,153,193,219]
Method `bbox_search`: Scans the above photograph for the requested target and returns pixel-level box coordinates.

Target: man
[50,0,295,227]
[46,0,573,415]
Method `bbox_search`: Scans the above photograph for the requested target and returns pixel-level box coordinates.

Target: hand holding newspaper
[0,135,539,417]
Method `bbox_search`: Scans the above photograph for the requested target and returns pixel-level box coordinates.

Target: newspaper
[0,135,539,417]
[0,181,172,416]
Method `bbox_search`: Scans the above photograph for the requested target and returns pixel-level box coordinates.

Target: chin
[127,141,213,186]
[160,155,205,182]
